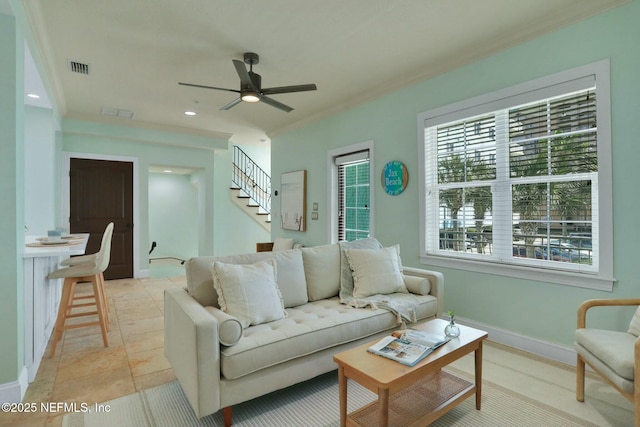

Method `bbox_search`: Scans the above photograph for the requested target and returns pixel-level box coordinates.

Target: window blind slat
[427,81,597,271]
[337,154,370,242]
[335,150,369,166]
[424,75,596,129]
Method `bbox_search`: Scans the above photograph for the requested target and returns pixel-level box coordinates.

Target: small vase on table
[444,310,460,338]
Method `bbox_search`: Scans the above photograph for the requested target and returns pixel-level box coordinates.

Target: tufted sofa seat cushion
[220,294,437,380]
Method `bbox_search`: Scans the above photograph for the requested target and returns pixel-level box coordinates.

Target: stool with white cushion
[58,223,113,325]
[47,223,113,357]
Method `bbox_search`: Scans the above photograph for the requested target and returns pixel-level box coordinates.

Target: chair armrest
[164,287,222,418]
[402,266,444,318]
[577,298,640,328]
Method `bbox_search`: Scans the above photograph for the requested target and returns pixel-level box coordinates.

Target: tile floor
[1,276,185,427]
[1,273,634,427]
[448,340,634,426]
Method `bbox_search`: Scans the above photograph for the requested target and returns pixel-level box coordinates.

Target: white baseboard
[455,316,577,367]
[0,367,29,404]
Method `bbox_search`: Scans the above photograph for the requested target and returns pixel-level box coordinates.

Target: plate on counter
[26,240,83,248]
[36,236,83,242]
[34,240,71,246]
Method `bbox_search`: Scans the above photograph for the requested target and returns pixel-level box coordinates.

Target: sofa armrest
[402,266,444,318]
[164,287,222,418]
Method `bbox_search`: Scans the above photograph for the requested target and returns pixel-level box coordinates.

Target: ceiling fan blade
[259,95,293,113]
[232,60,254,90]
[179,82,240,93]
[220,97,243,111]
[261,84,317,95]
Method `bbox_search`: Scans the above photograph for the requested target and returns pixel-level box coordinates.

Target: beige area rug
[63,369,600,427]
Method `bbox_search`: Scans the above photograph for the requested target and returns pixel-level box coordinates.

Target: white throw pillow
[273,249,308,308]
[273,237,294,251]
[628,306,640,336]
[346,245,407,299]
[204,307,243,346]
[211,259,286,328]
[403,275,431,296]
[302,244,341,301]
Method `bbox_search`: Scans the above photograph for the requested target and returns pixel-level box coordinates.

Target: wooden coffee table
[333,319,487,427]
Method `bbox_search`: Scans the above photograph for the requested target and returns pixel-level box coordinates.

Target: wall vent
[68,60,89,75]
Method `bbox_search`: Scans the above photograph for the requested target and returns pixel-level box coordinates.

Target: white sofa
[164,238,444,426]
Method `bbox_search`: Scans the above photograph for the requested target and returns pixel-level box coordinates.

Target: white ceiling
[22,0,627,145]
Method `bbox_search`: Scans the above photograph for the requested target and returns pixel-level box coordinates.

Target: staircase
[231,145,271,232]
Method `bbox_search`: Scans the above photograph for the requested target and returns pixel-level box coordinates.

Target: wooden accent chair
[575,298,640,426]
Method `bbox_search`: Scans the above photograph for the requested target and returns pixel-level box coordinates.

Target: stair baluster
[232,146,271,218]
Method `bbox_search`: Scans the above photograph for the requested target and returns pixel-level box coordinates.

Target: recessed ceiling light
[163,169,173,173]
[184,111,196,116]
[27,93,40,99]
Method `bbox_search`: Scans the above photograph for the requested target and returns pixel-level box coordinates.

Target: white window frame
[327,141,375,244]
[417,60,614,291]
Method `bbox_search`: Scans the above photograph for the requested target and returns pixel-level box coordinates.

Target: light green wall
[272,0,640,348]
[233,142,271,175]
[61,119,227,268]
[24,106,56,236]
[0,9,25,385]
[61,121,270,264]
[148,173,199,261]
[213,143,271,256]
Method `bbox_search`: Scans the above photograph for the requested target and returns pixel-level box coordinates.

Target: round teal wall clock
[381,161,409,195]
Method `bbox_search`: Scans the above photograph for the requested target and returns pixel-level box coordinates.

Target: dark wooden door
[69,158,134,279]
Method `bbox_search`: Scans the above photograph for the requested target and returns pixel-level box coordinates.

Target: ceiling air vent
[101,107,134,119]
[68,60,89,75]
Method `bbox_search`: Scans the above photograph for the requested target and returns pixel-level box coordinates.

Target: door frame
[326,140,375,244]
[60,152,141,278]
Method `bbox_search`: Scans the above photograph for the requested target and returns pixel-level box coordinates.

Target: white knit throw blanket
[347,293,420,327]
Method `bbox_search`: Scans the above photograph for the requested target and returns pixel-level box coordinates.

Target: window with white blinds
[418,61,613,289]
[336,151,370,241]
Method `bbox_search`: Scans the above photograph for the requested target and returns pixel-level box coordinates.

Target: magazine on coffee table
[367,329,451,366]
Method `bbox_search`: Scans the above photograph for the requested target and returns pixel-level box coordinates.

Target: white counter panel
[23,234,89,382]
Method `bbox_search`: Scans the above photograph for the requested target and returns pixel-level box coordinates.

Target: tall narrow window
[338,156,370,241]
[328,143,374,243]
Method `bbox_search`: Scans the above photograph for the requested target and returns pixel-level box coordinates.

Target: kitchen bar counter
[23,233,89,258]
[23,233,90,383]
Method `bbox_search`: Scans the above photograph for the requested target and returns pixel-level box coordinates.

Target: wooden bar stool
[47,223,113,357]
[58,223,113,325]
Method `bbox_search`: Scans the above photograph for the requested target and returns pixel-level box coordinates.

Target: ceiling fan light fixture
[179,52,316,112]
[241,91,260,103]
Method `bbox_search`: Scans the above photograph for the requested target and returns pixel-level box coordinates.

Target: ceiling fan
[179,52,317,113]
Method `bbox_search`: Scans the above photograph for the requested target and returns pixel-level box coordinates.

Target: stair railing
[232,145,271,214]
